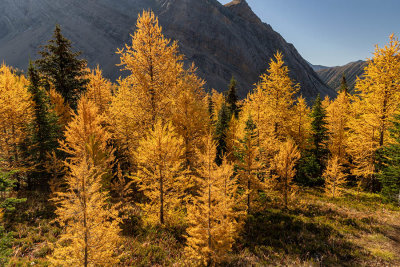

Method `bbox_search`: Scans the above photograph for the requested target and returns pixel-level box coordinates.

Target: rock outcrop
[0,0,336,100]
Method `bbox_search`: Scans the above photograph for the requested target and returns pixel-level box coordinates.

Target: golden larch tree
[185,134,241,266]
[0,64,33,177]
[326,90,350,163]
[49,97,120,266]
[244,52,299,141]
[271,139,301,209]
[348,34,400,190]
[85,65,113,114]
[110,10,184,160]
[323,156,347,198]
[134,120,186,226]
[48,86,72,132]
[171,65,208,171]
[291,95,311,152]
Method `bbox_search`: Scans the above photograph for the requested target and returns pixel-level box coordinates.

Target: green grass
[4,188,400,266]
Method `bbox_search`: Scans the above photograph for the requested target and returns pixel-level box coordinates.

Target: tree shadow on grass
[238,209,368,266]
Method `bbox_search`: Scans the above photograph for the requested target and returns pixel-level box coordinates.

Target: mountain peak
[225,0,261,24]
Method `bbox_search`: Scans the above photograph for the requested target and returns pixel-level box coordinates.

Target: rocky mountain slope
[0,0,335,99]
[316,60,366,93]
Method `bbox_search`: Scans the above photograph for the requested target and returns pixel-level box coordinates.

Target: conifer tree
[377,113,400,204]
[49,158,121,266]
[348,34,400,191]
[36,25,89,110]
[340,74,349,93]
[236,116,264,214]
[48,87,72,132]
[49,97,120,266]
[171,65,208,171]
[134,120,186,225]
[185,134,240,265]
[244,52,299,141]
[85,66,113,114]
[323,156,347,198]
[227,76,239,119]
[59,97,114,187]
[215,102,231,165]
[272,139,301,209]
[326,90,350,163]
[291,95,311,152]
[110,11,185,162]
[27,62,60,188]
[0,64,33,187]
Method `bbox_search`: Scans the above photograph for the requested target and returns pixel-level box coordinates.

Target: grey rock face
[0,0,336,100]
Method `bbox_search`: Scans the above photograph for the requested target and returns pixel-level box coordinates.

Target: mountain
[316,60,367,93]
[0,0,336,100]
[308,62,330,72]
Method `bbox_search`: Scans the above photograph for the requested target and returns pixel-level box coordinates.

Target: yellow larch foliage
[185,134,241,266]
[49,158,121,266]
[210,89,225,123]
[348,34,400,189]
[49,86,72,132]
[134,120,186,226]
[271,139,301,209]
[85,65,113,114]
[326,90,350,162]
[60,97,114,181]
[323,156,347,198]
[291,95,311,152]
[109,10,185,162]
[49,97,120,266]
[0,64,33,172]
[171,64,208,170]
[244,52,299,142]
[225,115,240,163]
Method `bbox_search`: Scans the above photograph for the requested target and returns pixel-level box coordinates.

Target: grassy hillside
[6,188,400,266]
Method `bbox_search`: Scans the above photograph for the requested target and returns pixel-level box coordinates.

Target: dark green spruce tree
[340,74,349,93]
[226,76,239,119]
[297,95,329,186]
[27,62,60,189]
[35,25,89,110]
[377,113,400,204]
[215,102,231,165]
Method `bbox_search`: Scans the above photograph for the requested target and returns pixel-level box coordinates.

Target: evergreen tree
[215,102,230,165]
[226,76,239,119]
[310,95,329,169]
[340,74,349,93]
[236,116,264,214]
[36,25,89,110]
[378,113,400,204]
[297,95,329,186]
[27,62,60,188]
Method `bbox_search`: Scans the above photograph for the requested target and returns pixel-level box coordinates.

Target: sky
[218,0,400,67]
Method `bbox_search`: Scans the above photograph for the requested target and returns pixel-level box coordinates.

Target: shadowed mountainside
[317,60,367,93]
[0,0,336,99]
